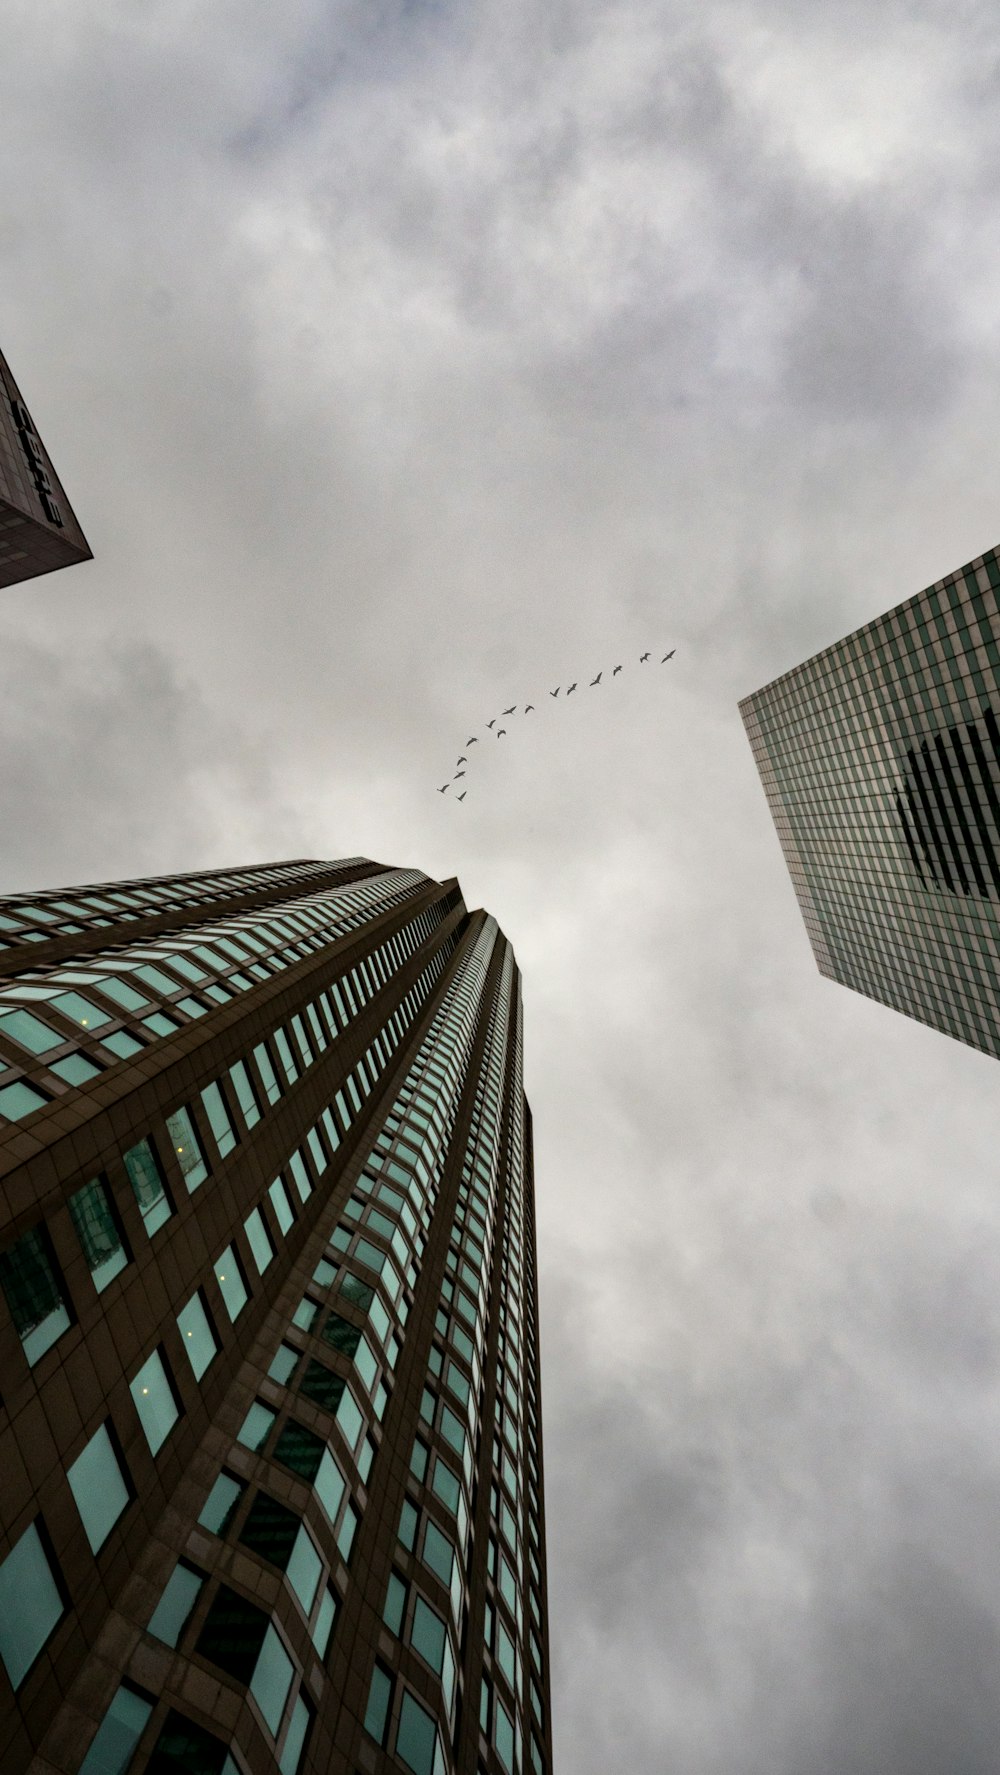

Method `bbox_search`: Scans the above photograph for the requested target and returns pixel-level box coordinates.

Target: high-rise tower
[0,859,552,1775]
[740,543,1000,1059]
[0,344,92,588]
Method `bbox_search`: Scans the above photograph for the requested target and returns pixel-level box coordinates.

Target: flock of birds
[436,649,676,798]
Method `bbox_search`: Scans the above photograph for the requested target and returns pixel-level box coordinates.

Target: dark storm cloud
[5,1,1000,1772]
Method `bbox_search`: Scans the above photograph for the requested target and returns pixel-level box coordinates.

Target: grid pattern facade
[740,543,1000,1057]
[0,346,92,588]
[0,859,552,1775]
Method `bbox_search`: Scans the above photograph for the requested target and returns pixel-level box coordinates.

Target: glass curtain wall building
[740,542,1000,1058]
[0,345,91,588]
[0,858,552,1775]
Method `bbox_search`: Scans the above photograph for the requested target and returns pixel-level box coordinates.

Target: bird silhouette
[613,665,622,675]
[467,737,478,745]
[524,704,535,712]
[566,682,577,694]
[590,672,602,686]
[549,687,560,697]
[456,755,467,765]
[661,650,675,661]
[640,652,650,662]
[502,704,517,715]
[438,784,450,793]
[497,728,507,737]
[457,791,467,801]
[454,770,466,779]
[487,718,496,730]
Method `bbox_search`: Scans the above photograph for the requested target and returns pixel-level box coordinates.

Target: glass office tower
[0,859,552,1775]
[740,542,1000,1059]
[0,345,91,587]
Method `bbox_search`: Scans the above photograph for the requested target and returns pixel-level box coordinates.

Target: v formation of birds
[436,650,676,798]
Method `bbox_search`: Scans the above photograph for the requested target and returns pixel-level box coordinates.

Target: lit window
[177,1291,218,1380]
[0,1008,61,1054]
[166,1106,209,1193]
[50,991,111,1031]
[215,1245,249,1321]
[129,1349,180,1454]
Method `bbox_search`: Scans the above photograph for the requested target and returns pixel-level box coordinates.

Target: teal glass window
[147,1562,204,1647]
[495,1695,515,1773]
[364,1664,392,1744]
[354,1337,378,1392]
[336,1501,358,1562]
[143,1011,179,1037]
[339,1273,374,1310]
[245,1207,274,1274]
[269,1178,295,1234]
[313,1588,337,1658]
[383,1572,407,1635]
[268,1343,298,1384]
[399,1499,419,1551]
[279,1693,312,1775]
[422,1521,453,1586]
[288,1149,312,1202]
[0,1520,64,1687]
[0,1223,71,1364]
[229,1059,261,1128]
[69,1177,128,1292]
[198,1473,244,1535]
[50,1052,102,1086]
[0,1078,49,1121]
[101,1028,144,1060]
[253,1042,282,1105]
[166,1105,209,1193]
[396,1690,440,1775]
[215,1245,248,1320]
[67,1422,130,1552]
[177,1292,218,1380]
[78,1685,152,1775]
[314,1448,346,1521]
[237,1401,275,1452]
[286,1525,322,1615]
[336,1388,364,1451]
[201,1082,237,1157]
[0,1008,62,1054]
[130,1349,180,1454]
[411,1596,446,1673]
[96,976,148,1012]
[51,991,111,1031]
[273,1029,299,1084]
[250,1623,294,1735]
[123,1138,171,1237]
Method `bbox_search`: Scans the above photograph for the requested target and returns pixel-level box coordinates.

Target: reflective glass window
[67,1422,130,1552]
[78,1685,152,1775]
[130,1349,180,1454]
[123,1138,171,1236]
[396,1690,439,1775]
[250,1623,294,1735]
[68,1177,128,1291]
[177,1292,218,1380]
[166,1105,209,1193]
[244,1207,274,1274]
[0,1078,49,1121]
[147,1563,205,1648]
[201,1082,237,1157]
[0,1521,64,1687]
[0,1008,61,1054]
[0,1223,71,1364]
[215,1246,248,1320]
[279,1693,312,1775]
[198,1473,245,1535]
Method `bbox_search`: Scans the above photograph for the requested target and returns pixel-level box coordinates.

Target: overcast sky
[5,1,1000,1769]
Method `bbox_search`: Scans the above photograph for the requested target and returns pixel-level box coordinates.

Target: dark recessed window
[68,1176,129,1292]
[145,1708,240,1775]
[0,1222,71,1364]
[123,1138,172,1237]
[239,1492,299,1569]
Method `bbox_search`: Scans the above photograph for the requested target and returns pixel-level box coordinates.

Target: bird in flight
[549,687,560,697]
[457,791,467,801]
[497,728,507,738]
[590,672,602,686]
[613,665,622,675]
[456,755,467,765]
[525,703,535,712]
[640,652,650,662]
[438,784,449,793]
[454,770,466,779]
[466,737,478,745]
[566,682,577,694]
[661,650,675,661]
[487,718,496,730]
[502,704,517,715]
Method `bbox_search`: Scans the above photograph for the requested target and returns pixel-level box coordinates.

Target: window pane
[0,1521,63,1688]
[239,1493,299,1569]
[312,1588,336,1658]
[78,1685,152,1775]
[0,1078,49,1122]
[314,1448,346,1520]
[411,1597,446,1674]
[0,1008,62,1054]
[286,1526,322,1615]
[215,1246,248,1321]
[195,1584,269,1683]
[147,1563,204,1648]
[130,1349,180,1454]
[278,1693,311,1775]
[250,1623,294,1735]
[201,1082,236,1157]
[145,1709,235,1775]
[275,1420,324,1482]
[68,1178,128,1292]
[0,1223,71,1364]
[422,1521,453,1586]
[67,1423,130,1553]
[364,1664,392,1744]
[244,1208,274,1275]
[51,1052,102,1086]
[267,1343,298,1385]
[51,991,111,1030]
[396,1690,439,1775]
[177,1292,218,1380]
[198,1473,244,1535]
[229,1059,261,1128]
[166,1107,209,1193]
[101,1029,144,1060]
[269,1178,294,1234]
[123,1138,171,1236]
[237,1401,275,1452]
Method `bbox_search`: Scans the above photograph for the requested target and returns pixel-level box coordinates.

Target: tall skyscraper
[0,345,92,588]
[0,859,552,1775]
[740,542,1000,1059]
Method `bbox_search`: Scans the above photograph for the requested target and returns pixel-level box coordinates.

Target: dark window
[195,1584,269,1683]
[146,1710,239,1775]
[0,1223,71,1364]
[299,1359,346,1413]
[123,1138,172,1237]
[274,1420,325,1482]
[239,1493,300,1570]
[68,1177,129,1291]
[321,1312,362,1357]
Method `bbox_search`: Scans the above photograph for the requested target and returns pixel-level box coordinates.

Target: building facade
[0,346,92,588]
[0,858,552,1775]
[740,542,1000,1058]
